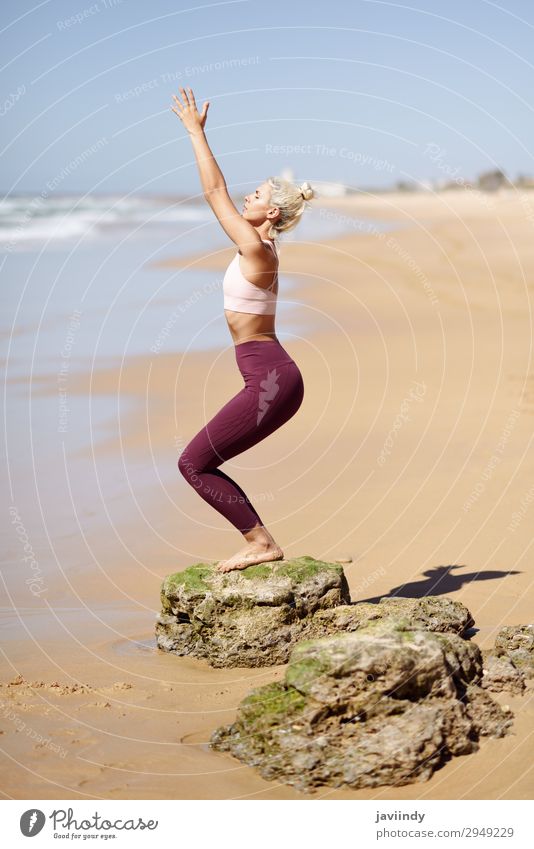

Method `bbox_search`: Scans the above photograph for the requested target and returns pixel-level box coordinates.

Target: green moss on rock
[241,555,343,583]
[164,562,214,596]
[240,682,307,725]
[286,656,331,693]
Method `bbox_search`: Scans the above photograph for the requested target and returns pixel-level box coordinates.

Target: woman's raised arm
[171,86,262,252]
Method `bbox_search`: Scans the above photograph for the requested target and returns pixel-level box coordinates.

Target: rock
[210,621,513,793]
[156,556,475,668]
[493,625,534,678]
[480,652,526,695]
[463,684,515,738]
[156,556,351,667]
[303,595,474,640]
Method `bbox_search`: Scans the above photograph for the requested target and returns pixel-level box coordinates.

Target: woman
[171,87,315,573]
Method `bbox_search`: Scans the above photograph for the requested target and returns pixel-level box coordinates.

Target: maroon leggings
[177,339,304,533]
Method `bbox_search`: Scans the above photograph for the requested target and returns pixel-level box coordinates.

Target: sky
[2,0,534,197]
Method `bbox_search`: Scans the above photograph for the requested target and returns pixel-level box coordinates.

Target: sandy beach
[2,188,533,800]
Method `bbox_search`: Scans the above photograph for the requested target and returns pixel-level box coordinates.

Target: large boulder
[156,556,350,667]
[155,556,474,667]
[210,621,513,792]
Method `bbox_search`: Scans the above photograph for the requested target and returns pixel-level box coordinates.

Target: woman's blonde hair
[265,176,317,240]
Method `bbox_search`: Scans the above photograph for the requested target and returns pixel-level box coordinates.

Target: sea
[0,192,402,367]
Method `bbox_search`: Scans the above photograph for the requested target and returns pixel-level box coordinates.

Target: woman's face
[242,182,277,224]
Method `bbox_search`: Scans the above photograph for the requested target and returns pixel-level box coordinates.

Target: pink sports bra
[223,239,279,315]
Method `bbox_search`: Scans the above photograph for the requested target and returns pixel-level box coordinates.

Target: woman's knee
[177,450,200,483]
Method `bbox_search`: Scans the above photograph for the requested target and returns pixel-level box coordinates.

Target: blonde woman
[171,87,315,572]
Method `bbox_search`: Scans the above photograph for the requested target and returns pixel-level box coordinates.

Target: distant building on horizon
[477,169,513,191]
[516,173,534,188]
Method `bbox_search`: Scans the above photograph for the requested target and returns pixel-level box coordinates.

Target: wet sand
[2,188,533,799]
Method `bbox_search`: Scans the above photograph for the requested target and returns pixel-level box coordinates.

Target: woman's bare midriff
[225,239,280,345]
[224,309,279,346]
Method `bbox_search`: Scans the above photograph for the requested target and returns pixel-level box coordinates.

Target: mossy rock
[210,622,512,792]
[156,555,351,667]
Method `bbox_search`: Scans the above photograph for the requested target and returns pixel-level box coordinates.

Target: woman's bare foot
[216,541,284,572]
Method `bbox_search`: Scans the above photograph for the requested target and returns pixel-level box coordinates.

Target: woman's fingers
[170,88,204,128]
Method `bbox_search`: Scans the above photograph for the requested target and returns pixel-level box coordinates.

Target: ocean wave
[0,193,211,248]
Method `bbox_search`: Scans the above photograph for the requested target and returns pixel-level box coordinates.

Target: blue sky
[2,0,534,196]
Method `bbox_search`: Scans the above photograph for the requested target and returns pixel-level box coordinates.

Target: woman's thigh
[182,362,304,471]
[180,386,258,471]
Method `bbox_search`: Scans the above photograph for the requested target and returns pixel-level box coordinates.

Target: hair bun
[299,181,314,201]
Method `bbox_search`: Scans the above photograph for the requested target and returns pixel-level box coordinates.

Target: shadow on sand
[356,563,521,604]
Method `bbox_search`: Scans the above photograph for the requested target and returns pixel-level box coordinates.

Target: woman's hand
[171,87,209,135]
